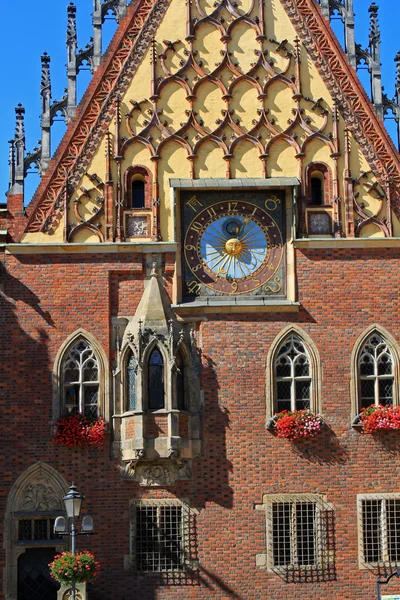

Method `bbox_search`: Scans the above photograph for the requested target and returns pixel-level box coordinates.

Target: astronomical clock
[182,191,286,302]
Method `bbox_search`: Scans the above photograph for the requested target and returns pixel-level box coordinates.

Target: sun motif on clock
[183,196,284,296]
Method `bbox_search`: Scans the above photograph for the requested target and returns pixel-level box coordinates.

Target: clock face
[182,191,285,298]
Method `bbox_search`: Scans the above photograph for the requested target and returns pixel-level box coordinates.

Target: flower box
[358,404,400,433]
[49,551,100,586]
[268,410,323,440]
[54,414,106,447]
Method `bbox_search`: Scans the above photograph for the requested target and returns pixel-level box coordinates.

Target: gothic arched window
[148,348,165,410]
[274,335,311,413]
[127,351,137,411]
[358,333,394,410]
[62,340,99,418]
[131,179,145,209]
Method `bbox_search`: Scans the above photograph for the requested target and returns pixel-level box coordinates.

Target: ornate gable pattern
[18,0,400,241]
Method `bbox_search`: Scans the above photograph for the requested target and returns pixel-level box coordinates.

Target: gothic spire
[67,2,77,120]
[40,52,52,172]
[368,2,383,118]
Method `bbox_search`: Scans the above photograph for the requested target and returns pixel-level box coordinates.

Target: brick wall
[1,247,400,599]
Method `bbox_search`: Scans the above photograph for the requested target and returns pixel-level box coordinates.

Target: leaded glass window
[148,348,164,410]
[275,335,311,412]
[127,351,137,411]
[63,340,99,418]
[358,333,394,410]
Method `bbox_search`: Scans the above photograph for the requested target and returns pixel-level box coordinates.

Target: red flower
[274,410,323,440]
[360,404,400,433]
[54,414,106,447]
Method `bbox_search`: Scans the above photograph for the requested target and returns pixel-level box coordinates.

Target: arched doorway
[4,462,68,600]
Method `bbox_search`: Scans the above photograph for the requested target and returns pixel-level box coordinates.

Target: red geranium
[54,414,106,446]
[274,410,323,440]
[49,551,100,585]
[360,404,400,433]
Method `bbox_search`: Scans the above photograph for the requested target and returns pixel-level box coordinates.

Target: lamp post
[376,567,400,600]
[54,484,94,600]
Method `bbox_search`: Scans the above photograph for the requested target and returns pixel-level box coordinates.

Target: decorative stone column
[57,583,87,600]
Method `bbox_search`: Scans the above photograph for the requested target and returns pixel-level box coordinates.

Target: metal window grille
[131,500,193,574]
[265,495,334,573]
[63,340,99,418]
[361,497,400,565]
[275,335,312,412]
[358,334,394,410]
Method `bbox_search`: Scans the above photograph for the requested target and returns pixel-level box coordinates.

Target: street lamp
[376,567,400,600]
[54,484,94,600]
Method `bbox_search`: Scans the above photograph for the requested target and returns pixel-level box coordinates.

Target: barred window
[275,335,311,413]
[18,518,60,542]
[130,500,193,574]
[359,495,400,565]
[261,494,334,572]
[62,340,99,418]
[358,333,394,410]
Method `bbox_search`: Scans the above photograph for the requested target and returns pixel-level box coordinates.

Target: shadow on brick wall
[290,425,349,465]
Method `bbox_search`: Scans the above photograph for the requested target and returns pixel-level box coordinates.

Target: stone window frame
[350,325,400,421]
[266,325,322,422]
[357,493,400,569]
[52,328,110,423]
[128,498,196,574]
[119,340,192,415]
[255,493,334,572]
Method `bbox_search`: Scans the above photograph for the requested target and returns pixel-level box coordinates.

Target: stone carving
[126,215,148,237]
[120,459,193,485]
[139,463,174,487]
[19,481,61,512]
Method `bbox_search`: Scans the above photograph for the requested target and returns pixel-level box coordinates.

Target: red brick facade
[1,246,400,599]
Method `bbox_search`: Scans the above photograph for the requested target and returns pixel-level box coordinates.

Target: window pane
[83,360,98,382]
[378,354,393,375]
[360,356,374,376]
[64,365,79,383]
[272,503,292,566]
[379,379,393,405]
[34,520,48,540]
[296,503,316,566]
[65,385,79,415]
[132,180,145,208]
[276,357,291,378]
[127,353,137,411]
[311,177,323,206]
[19,520,32,541]
[295,357,309,378]
[84,387,98,418]
[277,381,291,401]
[148,349,165,410]
[360,380,375,409]
[387,500,400,562]
[295,380,310,410]
[363,499,382,563]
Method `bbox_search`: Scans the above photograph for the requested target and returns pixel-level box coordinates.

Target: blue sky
[1,0,400,204]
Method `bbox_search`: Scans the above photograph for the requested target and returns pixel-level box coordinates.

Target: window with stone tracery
[274,335,312,413]
[62,339,99,418]
[358,333,394,410]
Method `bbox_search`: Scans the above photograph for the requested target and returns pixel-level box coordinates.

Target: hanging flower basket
[359,404,400,434]
[54,414,106,447]
[271,410,324,440]
[49,551,100,585]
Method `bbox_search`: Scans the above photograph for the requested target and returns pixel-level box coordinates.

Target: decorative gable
[11,0,400,243]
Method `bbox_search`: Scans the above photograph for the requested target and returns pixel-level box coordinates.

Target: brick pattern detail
[146,414,168,438]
